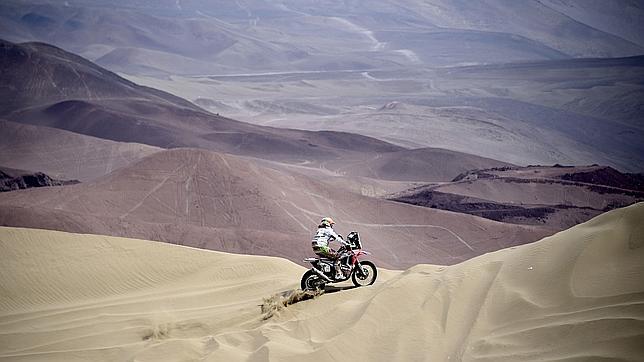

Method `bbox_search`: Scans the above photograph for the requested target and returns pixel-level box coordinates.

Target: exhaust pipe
[311,267,332,282]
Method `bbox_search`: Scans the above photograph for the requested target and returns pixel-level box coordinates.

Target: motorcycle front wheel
[352,261,377,287]
[301,270,326,291]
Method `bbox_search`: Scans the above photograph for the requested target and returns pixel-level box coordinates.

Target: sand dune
[0,227,305,361]
[1,203,642,361]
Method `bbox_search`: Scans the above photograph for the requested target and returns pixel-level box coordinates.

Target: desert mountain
[0,38,396,162]
[0,166,78,192]
[1,202,642,360]
[0,120,162,181]
[2,0,643,76]
[538,0,644,48]
[2,2,642,173]
[0,2,641,359]
[0,39,198,114]
[332,147,513,182]
[209,56,644,172]
[0,39,512,182]
[390,165,644,230]
[0,148,552,268]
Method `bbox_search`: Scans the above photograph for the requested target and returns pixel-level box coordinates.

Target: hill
[0,148,551,268]
[2,0,642,75]
[390,165,644,229]
[3,2,642,173]
[0,166,78,192]
[0,120,162,181]
[1,39,517,182]
[1,202,641,360]
[0,39,395,162]
[152,56,644,173]
[334,147,513,182]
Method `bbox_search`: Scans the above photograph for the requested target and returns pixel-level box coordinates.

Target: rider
[311,217,349,279]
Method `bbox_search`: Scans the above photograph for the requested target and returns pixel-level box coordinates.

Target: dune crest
[1,203,643,361]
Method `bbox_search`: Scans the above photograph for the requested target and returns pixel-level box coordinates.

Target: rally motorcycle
[301,231,377,291]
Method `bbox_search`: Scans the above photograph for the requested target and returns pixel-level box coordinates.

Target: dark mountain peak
[558,166,644,192]
[0,167,79,192]
[0,38,201,113]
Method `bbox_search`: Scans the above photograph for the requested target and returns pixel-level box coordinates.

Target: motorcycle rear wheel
[352,261,377,287]
[301,270,326,291]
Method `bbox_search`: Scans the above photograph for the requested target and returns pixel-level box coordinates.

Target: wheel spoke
[352,263,376,287]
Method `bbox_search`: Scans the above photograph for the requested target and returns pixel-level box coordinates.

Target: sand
[1,203,643,361]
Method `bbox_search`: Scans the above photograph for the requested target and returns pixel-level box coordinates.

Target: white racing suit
[311,226,349,278]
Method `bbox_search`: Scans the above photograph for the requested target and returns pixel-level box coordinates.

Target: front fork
[354,261,366,278]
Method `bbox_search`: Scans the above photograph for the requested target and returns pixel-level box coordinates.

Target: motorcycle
[301,231,378,291]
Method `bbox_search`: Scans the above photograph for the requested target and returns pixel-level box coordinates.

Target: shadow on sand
[323,284,358,294]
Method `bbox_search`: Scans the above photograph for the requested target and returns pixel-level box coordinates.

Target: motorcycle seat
[304,257,334,262]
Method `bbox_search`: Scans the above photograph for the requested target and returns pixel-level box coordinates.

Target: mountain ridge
[2,0,643,77]
[0,147,552,268]
[1,38,517,182]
